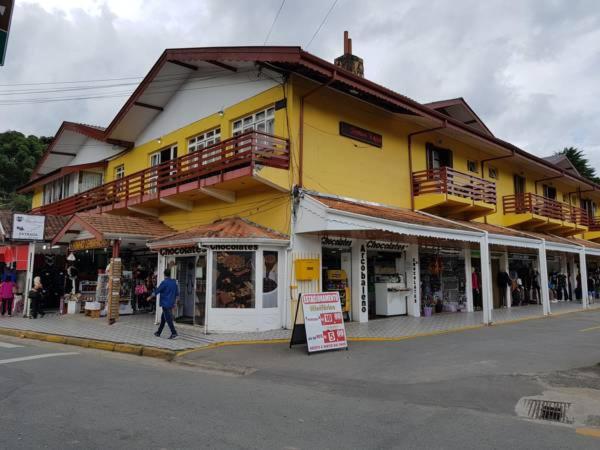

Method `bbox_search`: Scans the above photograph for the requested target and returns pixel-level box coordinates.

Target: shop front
[148,218,289,333]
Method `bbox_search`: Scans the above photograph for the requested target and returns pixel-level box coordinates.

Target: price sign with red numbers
[301,292,348,353]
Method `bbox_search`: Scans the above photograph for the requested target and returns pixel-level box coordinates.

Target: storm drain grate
[525,399,572,423]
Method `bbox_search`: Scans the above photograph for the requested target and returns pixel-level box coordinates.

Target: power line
[263,0,287,45]
[305,0,339,50]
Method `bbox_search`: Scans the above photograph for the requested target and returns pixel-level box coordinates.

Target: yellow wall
[31,190,43,209]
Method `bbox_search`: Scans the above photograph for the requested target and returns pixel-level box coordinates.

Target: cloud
[1,0,599,166]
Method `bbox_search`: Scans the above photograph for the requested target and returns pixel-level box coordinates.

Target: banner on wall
[12,214,45,241]
[289,292,348,354]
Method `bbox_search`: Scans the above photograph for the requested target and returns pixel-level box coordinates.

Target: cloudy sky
[1,0,600,165]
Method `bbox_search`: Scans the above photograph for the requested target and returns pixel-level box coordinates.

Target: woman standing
[0,275,16,316]
[28,276,45,319]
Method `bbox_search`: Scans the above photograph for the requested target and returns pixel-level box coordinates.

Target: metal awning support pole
[579,248,589,309]
[539,240,551,316]
[479,232,493,324]
[464,248,474,312]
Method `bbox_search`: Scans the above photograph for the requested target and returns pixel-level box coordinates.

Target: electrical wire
[305,0,339,50]
[263,0,286,45]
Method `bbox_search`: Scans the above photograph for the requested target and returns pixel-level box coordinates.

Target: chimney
[334,31,364,77]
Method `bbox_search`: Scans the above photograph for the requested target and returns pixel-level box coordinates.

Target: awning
[52,213,175,246]
[147,217,289,250]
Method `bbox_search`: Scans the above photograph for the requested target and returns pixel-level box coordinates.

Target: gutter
[407,121,447,210]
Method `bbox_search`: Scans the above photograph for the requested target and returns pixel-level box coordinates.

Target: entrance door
[491,258,501,309]
[194,254,207,326]
[259,249,283,330]
[175,256,196,324]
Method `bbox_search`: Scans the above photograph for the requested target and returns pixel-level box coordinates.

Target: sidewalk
[0,301,595,354]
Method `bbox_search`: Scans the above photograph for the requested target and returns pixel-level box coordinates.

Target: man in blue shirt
[148,269,179,339]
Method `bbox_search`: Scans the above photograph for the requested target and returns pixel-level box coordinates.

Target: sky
[1,0,600,166]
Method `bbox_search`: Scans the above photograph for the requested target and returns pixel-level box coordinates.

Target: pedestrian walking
[147,269,179,339]
[28,276,45,319]
[0,275,16,316]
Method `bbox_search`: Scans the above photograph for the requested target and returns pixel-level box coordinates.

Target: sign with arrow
[0,0,14,66]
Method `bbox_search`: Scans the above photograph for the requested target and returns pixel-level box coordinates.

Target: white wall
[68,137,122,166]
[136,69,281,146]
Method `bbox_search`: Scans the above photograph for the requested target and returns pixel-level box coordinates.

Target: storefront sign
[339,121,382,148]
[158,246,199,256]
[366,240,407,252]
[69,238,110,251]
[321,236,352,247]
[12,214,45,241]
[301,292,348,353]
[360,244,368,313]
[206,244,258,251]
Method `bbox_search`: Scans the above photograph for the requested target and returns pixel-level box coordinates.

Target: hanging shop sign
[339,121,382,148]
[290,292,348,353]
[11,213,45,241]
[321,236,352,247]
[69,238,110,251]
[366,240,407,252]
[206,244,258,251]
[159,246,200,256]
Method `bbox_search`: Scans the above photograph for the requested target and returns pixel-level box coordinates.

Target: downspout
[407,120,447,210]
[299,71,337,189]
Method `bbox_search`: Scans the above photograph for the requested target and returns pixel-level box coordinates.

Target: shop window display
[419,249,467,314]
[263,251,278,308]
[213,251,255,308]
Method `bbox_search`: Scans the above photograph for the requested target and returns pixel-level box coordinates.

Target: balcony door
[149,145,177,193]
[513,175,526,212]
[426,143,453,171]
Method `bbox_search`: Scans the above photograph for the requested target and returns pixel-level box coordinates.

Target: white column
[464,248,474,312]
[154,254,166,324]
[480,234,493,324]
[351,240,368,323]
[579,249,589,309]
[568,254,577,300]
[539,241,551,315]
[24,242,36,317]
[407,243,421,317]
[501,251,511,308]
[559,254,569,301]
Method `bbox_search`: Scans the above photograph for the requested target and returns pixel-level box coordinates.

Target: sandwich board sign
[0,0,14,66]
[290,292,348,354]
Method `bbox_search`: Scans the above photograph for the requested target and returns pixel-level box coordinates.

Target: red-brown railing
[503,193,589,226]
[412,166,497,205]
[32,131,289,216]
[588,215,600,231]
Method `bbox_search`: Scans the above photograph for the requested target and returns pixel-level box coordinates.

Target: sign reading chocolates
[339,121,382,148]
[158,246,199,256]
[207,244,258,251]
[321,236,352,247]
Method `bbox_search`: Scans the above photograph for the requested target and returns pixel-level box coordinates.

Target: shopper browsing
[147,269,179,339]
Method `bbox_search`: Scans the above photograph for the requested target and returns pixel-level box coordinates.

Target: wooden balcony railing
[588,216,600,231]
[412,166,497,205]
[32,131,289,216]
[503,193,589,226]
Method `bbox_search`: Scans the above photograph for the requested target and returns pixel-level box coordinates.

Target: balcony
[584,216,600,242]
[412,167,497,220]
[32,131,290,216]
[503,193,589,236]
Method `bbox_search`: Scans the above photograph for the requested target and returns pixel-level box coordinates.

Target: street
[1,311,600,449]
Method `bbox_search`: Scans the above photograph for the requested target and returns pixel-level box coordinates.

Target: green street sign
[0,0,14,66]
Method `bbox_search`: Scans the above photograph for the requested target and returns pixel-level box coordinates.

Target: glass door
[194,254,207,326]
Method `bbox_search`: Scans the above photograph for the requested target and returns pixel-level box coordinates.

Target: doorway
[175,256,196,324]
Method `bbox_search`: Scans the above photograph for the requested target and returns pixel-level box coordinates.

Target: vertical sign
[299,292,348,353]
[0,0,14,66]
[107,257,122,325]
[360,244,368,314]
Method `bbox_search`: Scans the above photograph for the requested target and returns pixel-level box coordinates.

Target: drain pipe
[408,120,447,210]
[299,71,337,188]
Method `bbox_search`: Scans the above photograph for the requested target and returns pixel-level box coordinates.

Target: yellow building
[19,36,600,332]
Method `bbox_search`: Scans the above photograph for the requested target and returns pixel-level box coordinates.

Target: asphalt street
[1,311,600,449]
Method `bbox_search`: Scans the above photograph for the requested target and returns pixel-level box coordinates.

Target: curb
[0,327,177,361]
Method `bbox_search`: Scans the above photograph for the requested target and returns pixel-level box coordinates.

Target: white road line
[0,352,79,365]
[0,342,24,348]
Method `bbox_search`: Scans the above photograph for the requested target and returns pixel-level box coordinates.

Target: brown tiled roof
[563,237,600,250]
[0,210,70,241]
[310,195,474,232]
[149,217,288,246]
[453,220,538,239]
[75,213,174,238]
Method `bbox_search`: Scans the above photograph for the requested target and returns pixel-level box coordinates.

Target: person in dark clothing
[28,276,45,319]
[497,271,511,307]
[147,269,179,339]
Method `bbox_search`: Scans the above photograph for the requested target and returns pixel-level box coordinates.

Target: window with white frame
[188,128,221,166]
[114,164,125,179]
[42,175,72,205]
[232,107,275,136]
[79,171,103,193]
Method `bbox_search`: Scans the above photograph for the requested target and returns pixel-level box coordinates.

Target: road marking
[576,427,600,439]
[579,325,600,332]
[0,341,23,348]
[0,352,79,365]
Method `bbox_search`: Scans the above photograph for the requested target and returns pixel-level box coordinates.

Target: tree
[555,147,600,184]
[0,131,50,211]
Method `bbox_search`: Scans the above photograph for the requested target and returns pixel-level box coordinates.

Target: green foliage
[0,131,50,211]
[555,147,600,184]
